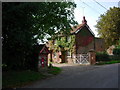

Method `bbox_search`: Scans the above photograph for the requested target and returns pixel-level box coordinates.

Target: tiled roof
[71,23,85,34]
[71,16,88,34]
[53,16,94,36]
[55,23,86,36]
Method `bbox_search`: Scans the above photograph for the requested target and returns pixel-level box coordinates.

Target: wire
[93,0,107,10]
[80,0,101,15]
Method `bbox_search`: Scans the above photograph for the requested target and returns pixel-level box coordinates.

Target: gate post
[88,50,96,65]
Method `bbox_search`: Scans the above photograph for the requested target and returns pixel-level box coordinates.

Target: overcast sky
[74,0,119,37]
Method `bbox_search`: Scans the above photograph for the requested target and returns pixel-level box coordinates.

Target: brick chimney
[82,16,87,24]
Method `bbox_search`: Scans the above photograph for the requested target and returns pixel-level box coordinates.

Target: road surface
[22,63,119,88]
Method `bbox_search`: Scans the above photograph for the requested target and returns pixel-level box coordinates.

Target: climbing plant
[49,35,75,54]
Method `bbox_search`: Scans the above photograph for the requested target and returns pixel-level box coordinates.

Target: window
[66,36,71,42]
[53,40,57,45]
[54,52,56,58]
[67,51,71,57]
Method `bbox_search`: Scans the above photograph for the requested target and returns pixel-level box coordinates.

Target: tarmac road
[22,63,119,88]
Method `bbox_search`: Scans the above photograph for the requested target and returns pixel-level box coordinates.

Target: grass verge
[2,66,62,88]
[48,66,62,75]
[96,60,120,65]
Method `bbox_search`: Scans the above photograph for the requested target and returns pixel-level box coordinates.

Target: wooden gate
[74,54,90,65]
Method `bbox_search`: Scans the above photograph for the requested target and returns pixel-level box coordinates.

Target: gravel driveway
[22,63,119,88]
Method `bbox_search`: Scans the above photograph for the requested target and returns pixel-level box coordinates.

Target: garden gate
[74,53,90,65]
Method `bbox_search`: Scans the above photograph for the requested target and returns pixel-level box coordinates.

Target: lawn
[2,67,61,88]
[96,60,120,65]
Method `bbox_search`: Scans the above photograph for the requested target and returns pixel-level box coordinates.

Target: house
[107,45,115,55]
[47,16,105,64]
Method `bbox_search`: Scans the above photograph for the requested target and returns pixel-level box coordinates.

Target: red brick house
[47,16,105,64]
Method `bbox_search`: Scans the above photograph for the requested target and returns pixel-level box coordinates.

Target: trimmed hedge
[109,55,120,60]
[96,52,110,61]
[96,52,120,62]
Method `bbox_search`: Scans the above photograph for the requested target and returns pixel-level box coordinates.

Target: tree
[2,2,77,70]
[95,7,120,48]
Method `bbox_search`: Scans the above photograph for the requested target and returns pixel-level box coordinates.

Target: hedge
[113,48,120,56]
[96,52,110,62]
[109,55,120,60]
[96,52,120,62]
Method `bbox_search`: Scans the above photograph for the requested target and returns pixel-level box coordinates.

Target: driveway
[22,63,119,88]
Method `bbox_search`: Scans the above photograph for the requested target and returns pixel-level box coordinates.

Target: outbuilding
[33,44,49,71]
[38,44,49,69]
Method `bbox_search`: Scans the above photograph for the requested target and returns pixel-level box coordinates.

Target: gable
[75,25,95,36]
[40,49,47,53]
[40,46,49,54]
[79,26,94,37]
[75,25,94,47]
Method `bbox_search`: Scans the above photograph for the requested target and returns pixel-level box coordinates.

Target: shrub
[112,48,120,60]
[109,55,120,60]
[113,48,120,56]
[96,52,110,61]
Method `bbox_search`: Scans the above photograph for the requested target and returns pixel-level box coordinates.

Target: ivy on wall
[49,35,75,54]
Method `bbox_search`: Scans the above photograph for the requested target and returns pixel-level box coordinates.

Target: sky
[74,0,120,37]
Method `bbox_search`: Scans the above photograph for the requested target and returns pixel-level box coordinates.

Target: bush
[109,55,120,60]
[113,48,120,56]
[96,52,110,61]
[96,51,120,62]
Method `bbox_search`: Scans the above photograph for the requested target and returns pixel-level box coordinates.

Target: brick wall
[75,26,95,54]
[95,38,105,52]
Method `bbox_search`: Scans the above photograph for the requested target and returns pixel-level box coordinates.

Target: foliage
[109,55,120,60]
[96,50,120,62]
[116,39,120,48]
[95,7,120,48]
[113,40,120,56]
[2,66,62,88]
[49,35,75,54]
[48,66,62,75]
[113,48,120,56]
[2,2,77,70]
[2,70,46,88]
[96,52,110,61]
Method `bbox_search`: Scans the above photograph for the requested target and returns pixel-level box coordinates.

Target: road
[22,63,119,88]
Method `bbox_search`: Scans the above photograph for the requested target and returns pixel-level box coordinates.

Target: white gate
[74,53,90,65]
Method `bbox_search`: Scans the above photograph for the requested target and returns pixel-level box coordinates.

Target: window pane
[67,51,71,57]
[54,52,56,57]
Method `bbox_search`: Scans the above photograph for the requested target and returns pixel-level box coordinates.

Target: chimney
[82,16,87,24]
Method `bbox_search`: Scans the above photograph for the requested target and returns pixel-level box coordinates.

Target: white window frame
[67,36,71,42]
[67,51,71,57]
[54,52,57,58]
[54,40,57,45]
